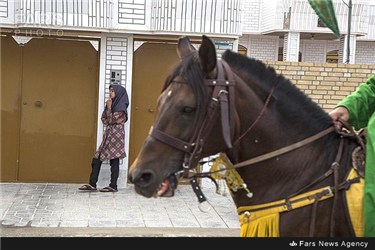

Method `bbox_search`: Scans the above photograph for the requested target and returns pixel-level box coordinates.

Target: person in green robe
[329,74,375,237]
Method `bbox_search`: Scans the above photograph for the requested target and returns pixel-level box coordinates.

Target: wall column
[97,33,133,187]
[283,32,300,62]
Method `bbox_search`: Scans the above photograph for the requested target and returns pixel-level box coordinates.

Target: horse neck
[228,82,347,206]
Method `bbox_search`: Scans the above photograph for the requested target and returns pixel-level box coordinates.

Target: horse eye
[182,106,196,113]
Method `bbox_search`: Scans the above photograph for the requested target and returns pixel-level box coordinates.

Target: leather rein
[148,59,341,202]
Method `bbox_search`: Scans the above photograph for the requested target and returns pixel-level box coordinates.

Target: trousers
[89,157,120,189]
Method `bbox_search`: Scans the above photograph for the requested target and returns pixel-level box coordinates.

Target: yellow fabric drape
[238,168,364,237]
[240,213,279,237]
[238,186,334,237]
[346,168,364,237]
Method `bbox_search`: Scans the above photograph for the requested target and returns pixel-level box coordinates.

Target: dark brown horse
[128,35,365,237]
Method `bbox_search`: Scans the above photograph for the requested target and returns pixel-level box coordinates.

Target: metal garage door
[1,35,99,182]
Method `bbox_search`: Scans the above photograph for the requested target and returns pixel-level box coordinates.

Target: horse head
[128,35,232,198]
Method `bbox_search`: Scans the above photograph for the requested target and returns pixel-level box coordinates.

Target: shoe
[78,184,97,191]
[99,186,118,192]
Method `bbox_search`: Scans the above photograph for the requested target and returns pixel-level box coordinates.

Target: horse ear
[177,36,196,59]
[198,35,217,76]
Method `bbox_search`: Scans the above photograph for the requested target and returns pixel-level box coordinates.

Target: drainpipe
[346,0,352,64]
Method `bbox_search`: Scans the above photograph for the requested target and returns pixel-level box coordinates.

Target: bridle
[149,59,236,177]
[149,59,236,203]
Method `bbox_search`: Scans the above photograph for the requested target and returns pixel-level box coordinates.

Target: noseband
[148,59,236,202]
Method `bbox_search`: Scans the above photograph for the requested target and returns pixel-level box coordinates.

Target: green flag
[308,0,341,37]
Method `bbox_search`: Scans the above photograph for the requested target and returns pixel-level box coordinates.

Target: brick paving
[0,182,240,237]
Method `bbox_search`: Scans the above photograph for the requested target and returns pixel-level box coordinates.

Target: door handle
[34,101,43,108]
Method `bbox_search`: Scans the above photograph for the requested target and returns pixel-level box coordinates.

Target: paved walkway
[0,182,240,237]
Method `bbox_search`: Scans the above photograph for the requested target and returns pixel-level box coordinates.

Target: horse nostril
[134,171,154,188]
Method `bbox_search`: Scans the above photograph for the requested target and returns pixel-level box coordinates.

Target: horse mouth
[154,174,178,197]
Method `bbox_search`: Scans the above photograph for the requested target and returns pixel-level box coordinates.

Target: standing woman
[79,84,129,192]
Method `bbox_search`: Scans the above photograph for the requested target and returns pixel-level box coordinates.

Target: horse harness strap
[199,126,336,176]
[182,60,235,177]
[330,135,345,237]
[237,133,352,237]
[149,126,194,153]
[204,59,235,150]
[238,176,360,232]
[148,59,235,203]
[185,60,235,202]
[149,60,235,168]
[272,134,345,237]
[194,126,337,206]
[238,186,334,219]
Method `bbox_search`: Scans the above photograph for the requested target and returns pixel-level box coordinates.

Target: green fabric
[308,0,340,37]
[338,74,375,236]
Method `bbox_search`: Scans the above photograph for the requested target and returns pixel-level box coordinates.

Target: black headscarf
[110,84,129,117]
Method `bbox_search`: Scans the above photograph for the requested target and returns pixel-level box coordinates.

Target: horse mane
[222,50,333,132]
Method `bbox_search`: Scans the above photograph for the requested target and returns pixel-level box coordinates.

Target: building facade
[240,0,375,64]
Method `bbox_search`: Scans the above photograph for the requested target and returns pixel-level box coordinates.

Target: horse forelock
[163,52,210,125]
[222,50,332,132]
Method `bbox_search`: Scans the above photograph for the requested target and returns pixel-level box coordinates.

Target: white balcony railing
[1,0,242,36]
[149,0,242,35]
[14,0,112,29]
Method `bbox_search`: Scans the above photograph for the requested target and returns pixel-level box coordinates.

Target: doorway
[128,41,180,166]
[1,36,99,182]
